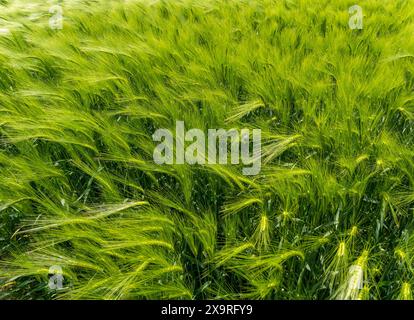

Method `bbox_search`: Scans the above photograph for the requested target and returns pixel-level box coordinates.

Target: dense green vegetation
[0,0,414,300]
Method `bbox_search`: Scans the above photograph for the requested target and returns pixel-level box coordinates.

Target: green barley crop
[0,0,413,300]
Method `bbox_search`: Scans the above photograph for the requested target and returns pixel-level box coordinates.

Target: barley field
[0,0,414,300]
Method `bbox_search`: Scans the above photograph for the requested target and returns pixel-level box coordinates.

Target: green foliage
[0,0,414,300]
